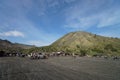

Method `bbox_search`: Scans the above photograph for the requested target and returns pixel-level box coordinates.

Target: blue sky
[0,0,120,46]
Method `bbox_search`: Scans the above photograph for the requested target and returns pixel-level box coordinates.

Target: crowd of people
[0,50,120,60]
[28,53,48,59]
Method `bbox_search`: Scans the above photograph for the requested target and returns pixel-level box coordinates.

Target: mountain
[5,31,120,56]
[49,31,120,56]
[13,43,36,49]
[0,39,35,52]
[0,39,13,48]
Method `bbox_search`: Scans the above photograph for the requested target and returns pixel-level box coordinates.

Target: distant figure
[28,53,31,57]
[113,56,119,60]
[0,51,5,57]
[104,56,108,59]
[72,53,76,58]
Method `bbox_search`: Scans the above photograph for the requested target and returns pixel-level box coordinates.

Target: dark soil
[0,56,120,80]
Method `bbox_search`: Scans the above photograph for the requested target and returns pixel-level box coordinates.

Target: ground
[0,56,120,80]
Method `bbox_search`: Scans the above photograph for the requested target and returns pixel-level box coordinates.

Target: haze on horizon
[0,0,120,46]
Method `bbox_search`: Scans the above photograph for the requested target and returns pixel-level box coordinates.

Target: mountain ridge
[48,31,120,56]
[1,31,120,56]
[0,39,35,50]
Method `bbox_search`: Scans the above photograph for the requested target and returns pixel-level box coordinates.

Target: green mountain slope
[49,31,120,56]
[3,31,120,56]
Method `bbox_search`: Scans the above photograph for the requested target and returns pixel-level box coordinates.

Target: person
[72,53,76,58]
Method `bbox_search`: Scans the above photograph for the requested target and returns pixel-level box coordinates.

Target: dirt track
[0,57,120,80]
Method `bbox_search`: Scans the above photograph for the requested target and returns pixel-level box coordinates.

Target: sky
[0,0,120,46]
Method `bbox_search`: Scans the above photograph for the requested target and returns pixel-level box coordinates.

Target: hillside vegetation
[1,31,120,56]
[0,39,35,53]
[29,31,120,56]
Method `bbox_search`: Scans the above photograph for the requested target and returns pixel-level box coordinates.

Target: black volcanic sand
[0,57,120,80]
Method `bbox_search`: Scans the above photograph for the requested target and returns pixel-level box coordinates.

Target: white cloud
[64,0,120,30]
[64,0,77,3]
[27,40,51,47]
[0,30,25,37]
[64,16,98,30]
[97,10,120,28]
[98,32,120,38]
[47,0,59,8]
